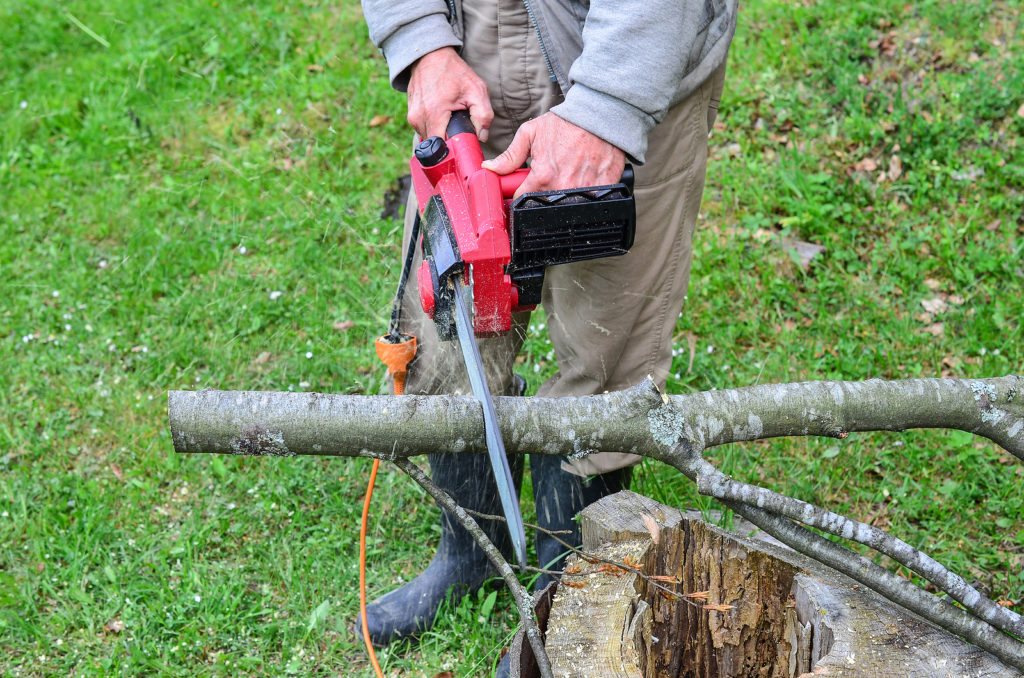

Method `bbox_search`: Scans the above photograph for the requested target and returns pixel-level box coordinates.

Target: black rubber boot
[530,454,632,592]
[494,651,511,678]
[360,450,523,646]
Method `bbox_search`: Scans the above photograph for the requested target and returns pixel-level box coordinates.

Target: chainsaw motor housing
[411,111,636,339]
[507,179,635,307]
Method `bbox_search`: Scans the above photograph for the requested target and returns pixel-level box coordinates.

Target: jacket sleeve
[548,0,736,164]
[361,0,462,92]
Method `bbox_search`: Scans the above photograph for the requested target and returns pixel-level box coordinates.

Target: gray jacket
[361,0,737,163]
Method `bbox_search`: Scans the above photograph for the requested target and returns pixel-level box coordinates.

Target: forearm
[550,0,736,163]
[361,0,461,91]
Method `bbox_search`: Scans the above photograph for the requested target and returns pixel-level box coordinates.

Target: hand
[481,112,626,197]
[406,47,493,142]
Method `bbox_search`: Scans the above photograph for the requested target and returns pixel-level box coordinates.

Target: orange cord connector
[373,334,418,397]
[360,334,417,677]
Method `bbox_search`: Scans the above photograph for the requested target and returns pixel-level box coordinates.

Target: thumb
[481,126,532,175]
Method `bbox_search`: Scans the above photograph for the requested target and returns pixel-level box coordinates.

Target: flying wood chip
[641,513,661,544]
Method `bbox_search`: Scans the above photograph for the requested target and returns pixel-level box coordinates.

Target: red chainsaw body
[411,130,531,336]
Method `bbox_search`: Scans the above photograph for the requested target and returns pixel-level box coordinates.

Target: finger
[423,108,451,140]
[512,163,554,198]
[406,100,427,139]
[467,98,494,144]
[481,126,532,175]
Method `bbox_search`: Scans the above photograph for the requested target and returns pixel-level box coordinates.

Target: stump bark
[507,491,1019,678]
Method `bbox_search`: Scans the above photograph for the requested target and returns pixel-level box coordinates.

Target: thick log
[528,491,1020,678]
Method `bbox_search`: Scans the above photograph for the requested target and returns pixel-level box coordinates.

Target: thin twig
[395,459,554,678]
[464,510,572,536]
[469,509,699,608]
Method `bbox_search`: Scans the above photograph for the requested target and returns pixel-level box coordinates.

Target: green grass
[2,1,1023,675]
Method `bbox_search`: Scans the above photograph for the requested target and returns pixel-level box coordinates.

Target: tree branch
[168,376,1024,462]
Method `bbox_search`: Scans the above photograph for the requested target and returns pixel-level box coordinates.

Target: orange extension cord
[360,335,417,678]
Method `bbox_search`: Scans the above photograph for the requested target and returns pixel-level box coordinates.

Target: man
[359,0,737,649]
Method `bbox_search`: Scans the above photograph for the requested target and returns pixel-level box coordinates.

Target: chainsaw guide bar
[409,109,637,569]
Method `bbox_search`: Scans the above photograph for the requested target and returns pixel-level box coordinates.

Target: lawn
[1,1,1022,676]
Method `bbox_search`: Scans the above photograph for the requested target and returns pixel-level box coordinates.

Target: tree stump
[508,491,1019,678]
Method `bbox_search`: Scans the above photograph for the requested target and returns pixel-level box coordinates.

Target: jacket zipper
[521,0,559,84]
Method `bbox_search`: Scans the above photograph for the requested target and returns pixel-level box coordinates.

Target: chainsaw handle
[500,165,634,198]
[446,110,476,138]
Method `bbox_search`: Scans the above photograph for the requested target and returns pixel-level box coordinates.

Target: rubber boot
[530,454,632,592]
[360,377,527,647]
[495,651,512,678]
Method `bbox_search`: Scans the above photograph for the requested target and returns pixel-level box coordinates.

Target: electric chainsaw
[409,110,636,567]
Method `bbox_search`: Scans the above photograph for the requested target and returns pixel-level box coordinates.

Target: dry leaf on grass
[888,155,903,181]
[251,351,273,366]
[104,619,126,634]
[853,157,878,172]
[921,297,947,315]
[781,238,826,270]
[369,115,392,127]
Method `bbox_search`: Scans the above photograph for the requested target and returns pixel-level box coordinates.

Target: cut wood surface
[529,491,1019,678]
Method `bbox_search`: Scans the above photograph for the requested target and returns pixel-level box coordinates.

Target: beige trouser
[397,0,726,475]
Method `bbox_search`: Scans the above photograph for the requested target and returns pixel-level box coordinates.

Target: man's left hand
[481,112,625,197]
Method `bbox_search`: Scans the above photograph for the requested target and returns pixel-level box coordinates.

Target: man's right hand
[406,47,493,142]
